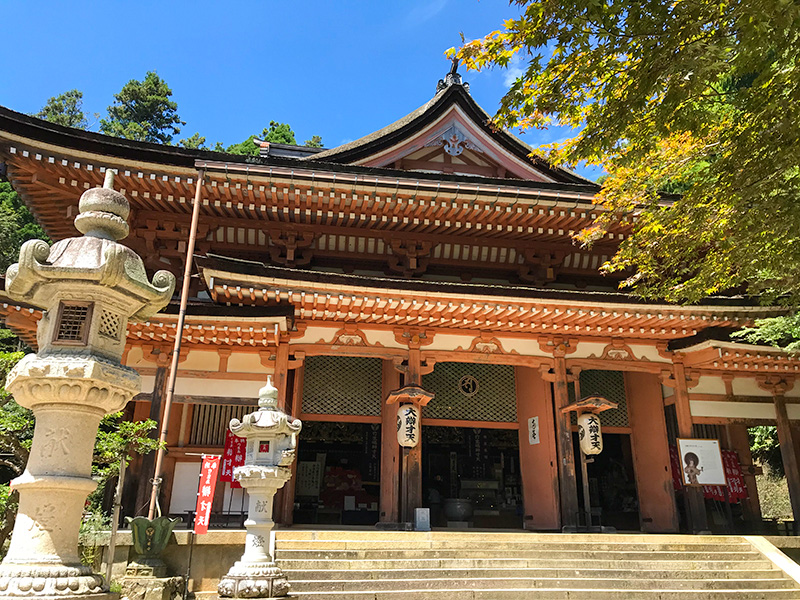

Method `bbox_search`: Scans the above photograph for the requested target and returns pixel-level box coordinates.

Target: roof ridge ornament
[436,56,470,94]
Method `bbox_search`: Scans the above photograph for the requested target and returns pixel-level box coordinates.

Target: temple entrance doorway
[293,421,381,525]
[422,426,522,528]
[292,356,384,526]
[575,432,640,531]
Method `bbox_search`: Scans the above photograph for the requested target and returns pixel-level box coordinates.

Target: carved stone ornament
[0,171,175,598]
[219,378,302,598]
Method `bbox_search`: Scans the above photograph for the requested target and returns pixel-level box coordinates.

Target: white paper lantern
[397,403,420,448]
[578,412,603,455]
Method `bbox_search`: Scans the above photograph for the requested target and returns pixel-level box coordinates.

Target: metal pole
[147,169,205,519]
[105,457,127,582]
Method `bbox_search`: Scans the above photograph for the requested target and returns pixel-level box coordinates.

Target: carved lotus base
[0,563,106,596]
[217,562,289,598]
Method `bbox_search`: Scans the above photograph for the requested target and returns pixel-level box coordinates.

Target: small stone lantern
[0,171,175,598]
[217,377,302,599]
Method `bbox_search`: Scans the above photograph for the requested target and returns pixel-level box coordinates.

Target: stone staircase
[273,530,800,599]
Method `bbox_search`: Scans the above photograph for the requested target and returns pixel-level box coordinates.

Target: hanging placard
[397,403,420,448]
[577,413,603,455]
[528,416,540,445]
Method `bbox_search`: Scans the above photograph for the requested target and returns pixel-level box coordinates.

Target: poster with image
[676,438,726,487]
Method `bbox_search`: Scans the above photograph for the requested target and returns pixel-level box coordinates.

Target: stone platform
[102,528,800,599]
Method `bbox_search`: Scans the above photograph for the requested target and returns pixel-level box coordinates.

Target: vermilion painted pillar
[626,371,679,532]
[515,366,560,530]
[380,360,401,522]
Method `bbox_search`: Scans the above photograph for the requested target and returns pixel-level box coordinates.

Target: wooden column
[670,361,708,532]
[380,360,401,523]
[405,348,423,519]
[280,366,304,526]
[727,424,762,526]
[773,390,800,531]
[136,366,168,515]
[626,371,679,533]
[274,343,291,411]
[515,366,560,530]
[542,340,579,530]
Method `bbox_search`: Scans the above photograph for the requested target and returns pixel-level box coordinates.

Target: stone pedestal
[217,379,301,599]
[119,577,182,600]
[0,173,175,599]
[217,467,291,598]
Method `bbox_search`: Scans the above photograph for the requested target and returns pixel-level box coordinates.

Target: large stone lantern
[0,172,175,598]
[217,377,301,599]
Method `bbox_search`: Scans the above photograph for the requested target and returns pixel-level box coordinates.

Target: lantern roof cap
[561,395,619,414]
[230,376,302,438]
[4,171,175,319]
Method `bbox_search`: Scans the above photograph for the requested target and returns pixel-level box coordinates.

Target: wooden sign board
[676,438,726,487]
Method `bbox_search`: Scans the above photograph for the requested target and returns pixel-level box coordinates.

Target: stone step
[276,539,752,552]
[281,567,788,581]
[275,548,761,561]
[276,558,776,571]
[274,531,748,544]
[289,588,800,600]
[288,575,797,592]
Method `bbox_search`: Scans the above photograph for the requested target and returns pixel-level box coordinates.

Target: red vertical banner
[220,430,237,482]
[194,455,220,534]
[220,431,247,490]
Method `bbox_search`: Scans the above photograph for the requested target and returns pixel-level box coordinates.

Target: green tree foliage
[100,72,185,144]
[0,351,31,550]
[304,135,324,148]
[33,90,88,130]
[456,1,800,307]
[263,121,296,145]
[179,133,207,149]
[0,181,49,272]
[749,426,784,478]
[225,122,300,156]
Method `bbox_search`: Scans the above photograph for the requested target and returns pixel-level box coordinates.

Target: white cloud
[406,0,448,25]
[503,54,525,87]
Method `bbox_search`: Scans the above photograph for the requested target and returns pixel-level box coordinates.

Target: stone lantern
[0,171,175,598]
[217,377,301,599]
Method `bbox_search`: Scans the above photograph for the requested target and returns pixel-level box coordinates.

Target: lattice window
[98,310,121,340]
[422,362,516,422]
[572,370,629,427]
[302,356,382,416]
[189,404,251,447]
[54,302,92,344]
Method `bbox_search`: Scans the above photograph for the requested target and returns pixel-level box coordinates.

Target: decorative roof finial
[258,375,279,409]
[436,56,470,94]
[74,168,130,241]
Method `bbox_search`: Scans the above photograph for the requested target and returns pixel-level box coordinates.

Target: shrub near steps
[272,531,800,600]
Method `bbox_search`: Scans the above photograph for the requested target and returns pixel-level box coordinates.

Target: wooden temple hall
[2,65,800,534]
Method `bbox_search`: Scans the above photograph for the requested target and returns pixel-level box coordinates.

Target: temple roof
[307,74,591,185]
[193,253,785,342]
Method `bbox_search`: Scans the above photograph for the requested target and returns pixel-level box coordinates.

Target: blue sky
[1,0,602,180]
